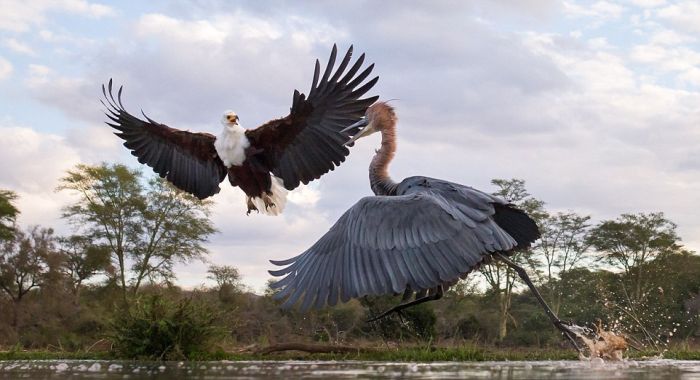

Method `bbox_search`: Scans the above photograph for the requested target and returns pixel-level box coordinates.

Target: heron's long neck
[370,123,398,196]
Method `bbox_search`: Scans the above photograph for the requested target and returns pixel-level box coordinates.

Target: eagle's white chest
[214,125,250,167]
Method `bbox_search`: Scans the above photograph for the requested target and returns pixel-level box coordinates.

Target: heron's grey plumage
[267,101,582,353]
[269,176,530,311]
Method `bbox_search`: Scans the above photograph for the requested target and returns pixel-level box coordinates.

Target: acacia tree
[58,163,216,303]
[0,226,56,328]
[57,235,111,297]
[479,178,544,340]
[0,190,19,241]
[207,264,243,302]
[535,211,591,313]
[131,178,216,291]
[588,212,683,303]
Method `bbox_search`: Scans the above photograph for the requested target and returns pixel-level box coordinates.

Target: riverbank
[2,346,699,362]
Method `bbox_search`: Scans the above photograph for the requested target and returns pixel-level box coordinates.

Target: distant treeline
[0,163,698,359]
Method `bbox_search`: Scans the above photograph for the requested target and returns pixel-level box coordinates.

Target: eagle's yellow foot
[262,193,277,210]
[246,197,259,216]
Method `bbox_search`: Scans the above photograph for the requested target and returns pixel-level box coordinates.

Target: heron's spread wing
[268,181,535,311]
[102,80,227,199]
[245,44,379,190]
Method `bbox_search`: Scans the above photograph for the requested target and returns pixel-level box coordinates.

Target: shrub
[110,295,224,360]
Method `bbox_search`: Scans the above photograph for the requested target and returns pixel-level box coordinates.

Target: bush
[361,295,437,341]
[110,295,224,360]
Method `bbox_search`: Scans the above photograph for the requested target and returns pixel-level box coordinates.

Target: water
[1,360,700,379]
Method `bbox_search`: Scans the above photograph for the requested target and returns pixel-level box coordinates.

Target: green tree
[0,226,56,328]
[588,212,683,303]
[58,163,216,303]
[536,211,591,313]
[0,190,19,241]
[207,264,243,302]
[131,178,216,291]
[57,235,111,297]
[479,178,544,341]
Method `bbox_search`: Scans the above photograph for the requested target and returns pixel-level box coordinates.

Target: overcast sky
[1,0,699,292]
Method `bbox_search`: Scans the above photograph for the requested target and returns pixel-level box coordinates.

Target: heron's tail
[492,204,541,250]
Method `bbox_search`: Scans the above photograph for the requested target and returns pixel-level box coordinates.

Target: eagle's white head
[221,110,240,127]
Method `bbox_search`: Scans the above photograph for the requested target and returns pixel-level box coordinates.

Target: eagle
[102,45,378,215]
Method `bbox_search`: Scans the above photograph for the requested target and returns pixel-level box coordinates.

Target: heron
[269,102,581,351]
[102,45,378,215]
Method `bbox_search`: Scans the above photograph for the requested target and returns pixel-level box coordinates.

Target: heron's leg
[494,252,582,353]
[367,285,443,323]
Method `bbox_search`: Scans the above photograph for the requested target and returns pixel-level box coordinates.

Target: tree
[58,163,216,303]
[0,190,19,241]
[0,226,55,327]
[479,178,544,340]
[131,178,216,291]
[535,211,591,313]
[588,212,683,303]
[207,264,243,302]
[57,235,111,297]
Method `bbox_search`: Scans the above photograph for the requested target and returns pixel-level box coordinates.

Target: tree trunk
[11,298,20,330]
[498,291,508,340]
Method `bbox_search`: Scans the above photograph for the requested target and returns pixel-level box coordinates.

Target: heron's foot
[554,319,583,354]
[554,319,576,336]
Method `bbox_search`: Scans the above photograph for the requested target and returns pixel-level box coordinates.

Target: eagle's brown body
[103,45,378,214]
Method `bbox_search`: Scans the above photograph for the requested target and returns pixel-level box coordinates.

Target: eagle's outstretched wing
[102,80,227,199]
[245,44,379,190]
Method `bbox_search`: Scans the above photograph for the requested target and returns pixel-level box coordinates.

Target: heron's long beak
[342,117,372,146]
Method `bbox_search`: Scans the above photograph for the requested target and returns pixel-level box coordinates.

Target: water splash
[568,321,628,361]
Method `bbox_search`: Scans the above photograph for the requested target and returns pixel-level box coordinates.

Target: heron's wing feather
[102,80,227,199]
[269,185,532,311]
[245,44,378,190]
[399,176,541,249]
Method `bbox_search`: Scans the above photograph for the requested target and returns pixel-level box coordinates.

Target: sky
[1,0,699,293]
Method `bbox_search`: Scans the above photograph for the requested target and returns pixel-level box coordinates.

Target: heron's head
[221,110,240,127]
[342,102,396,145]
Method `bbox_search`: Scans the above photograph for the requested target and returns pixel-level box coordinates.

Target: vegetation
[110,295,223,360]
[0,163,699,361]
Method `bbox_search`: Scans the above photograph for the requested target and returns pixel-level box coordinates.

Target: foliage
[0,190,19,241]
[110,295,224,360]
[2,170,700,359]
[207,264,243,302]
[589,212,685,303]
[480,178,545,340]
[589,212,682,272]
[537,211,591,281]
[534,211,592,314]
[57,163,216,301]
[57,235,111,296]
[0,226,58,328]
[361,295,437,341]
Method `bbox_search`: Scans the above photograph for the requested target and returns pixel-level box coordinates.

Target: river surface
[1,359,700,379]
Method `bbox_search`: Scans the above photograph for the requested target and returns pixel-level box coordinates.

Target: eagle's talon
[246,197,259,216]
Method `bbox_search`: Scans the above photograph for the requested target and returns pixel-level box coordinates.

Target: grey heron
[269,102,580,351]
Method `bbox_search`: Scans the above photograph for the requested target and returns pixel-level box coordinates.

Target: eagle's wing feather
[102,80,227,199]
[245,44,379,190]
